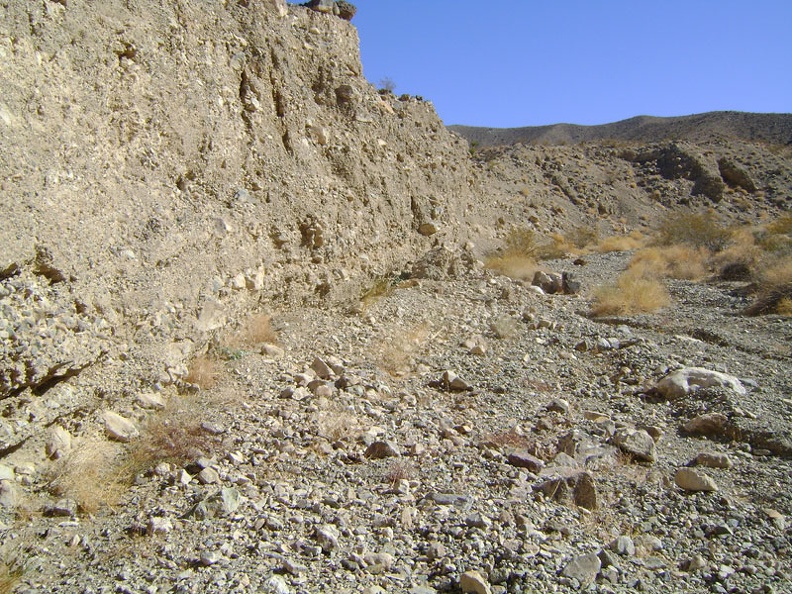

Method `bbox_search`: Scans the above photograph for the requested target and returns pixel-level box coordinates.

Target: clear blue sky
[349,0,792,128]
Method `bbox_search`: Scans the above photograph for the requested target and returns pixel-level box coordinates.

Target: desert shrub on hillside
[629,245,709,280]
[757,213,792,256]
[485,227,539,280]
[185,355,220,389]
[590,267,670,316]
[565,225,600,250]
[654,209,732,252]
[744,259,792,316]
[595,231,646,253]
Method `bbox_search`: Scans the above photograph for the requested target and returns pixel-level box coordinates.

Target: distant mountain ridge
[448,111,792,147]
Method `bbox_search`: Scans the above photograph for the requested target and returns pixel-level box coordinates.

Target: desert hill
[449,111,792,147]
[0,1,790,592]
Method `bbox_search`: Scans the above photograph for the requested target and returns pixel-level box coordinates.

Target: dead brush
[47,438,126,514]
[743,258,792,316]
[384,460,414,485]
[185,354,220,389]
[590,267,670,317]
[376,322,433,377]
[226,313,279,347]
[595,231,646,253]
[125,406,216,471]
[653,209,733,252]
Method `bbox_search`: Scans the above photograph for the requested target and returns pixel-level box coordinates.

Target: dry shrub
[491,315,520,339]
[316,405,364,442]
[185,355,220,389]
[596,231,645,253]
[48,439,126,514]
[360,276,397,308]
[758,214,792,255]
[126,405,215,472]
[744,258,792,315]
[226,313,278,347]
[385,460,415,485]
[591,268,670,316]
[377,322,432,376]
[629,245,709,280]
[654,209,732,252]
[480,428,530,450]
[565,225,600,250]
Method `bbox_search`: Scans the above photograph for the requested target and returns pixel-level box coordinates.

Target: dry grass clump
[654,209,733,252]
[185,355,220,389]
[377,322,433,376]
[47,438,126,514]
[125,406,215,471]
[595,231,646,253]
[385,460,415,485]
[629,245,709,280]
[744,259,792,316]
[0,546,27,594]
[590,268,670,317]
[485,227,539,280]
[226,313,278,347]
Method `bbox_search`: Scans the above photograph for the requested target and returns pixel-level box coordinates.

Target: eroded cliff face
[0,1,487,448]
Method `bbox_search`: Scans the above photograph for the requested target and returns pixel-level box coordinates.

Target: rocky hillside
[0,1,790,593]
[0,0,490,418]
[449,111,792,147]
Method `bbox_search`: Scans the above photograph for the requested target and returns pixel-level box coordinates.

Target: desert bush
[744,258,792,316]
[629,245,709,280]
[590,268,670,316]
[654,210,732,252]
[47,439,125,514]
[485,227,539,280]
[565,225,600,250]
[595,231,645,253]
[227,313,278,347]
[185,355,220,389]
[377,322,432,376]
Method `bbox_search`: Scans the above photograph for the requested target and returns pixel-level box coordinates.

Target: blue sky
[349,0,792,128]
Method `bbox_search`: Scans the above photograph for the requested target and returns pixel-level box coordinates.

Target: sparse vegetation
[595,231,645,253]
[377,322,432,376]
[385,460,414,485]
[590,268,670,317]
[744,258,792,316]
[654,209,733,252]
[185,354,220,389]
[47,438,126,514]
[491,315,520,339]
